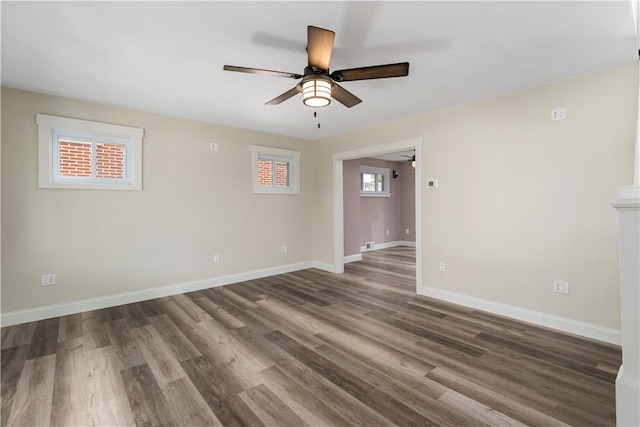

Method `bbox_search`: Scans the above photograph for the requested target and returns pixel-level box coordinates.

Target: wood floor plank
[80,312,112,350]
[57,313,83,343]
[248,332,395,427]
[180,355,265,427]
[160,377,223,427]
[83,346,136,426]
[0,247,621,426]
[6,354,56,427]
[148,314,202,362]
[120,363,179,426]
[256,365,350,427]
[265,329,439,426]
[192,318,273,373]
[313,342,469,426]
[426,366,572,427]
[170,294,212,323]
[437,389,528,426]
[104,318,147,371]
[50,337,92,427]
[27,318,59,360]
[129,324,186,385]
[1,323,36,350]
[239,383,307,426]
[1,345,30,425]
[192,296,246,330]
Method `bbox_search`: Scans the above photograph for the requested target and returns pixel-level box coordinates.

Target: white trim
[360,193,391,198]
[373,241,406,250]
[360,240,415,252]
[343,254,363,264]
[418,286,621,345]
[616,365,640,427]
[611,185,640,210]
[312,260,340,273]
[617,365,640,390]
[37,114,143,191]
[0,261,313,327]
[333,160,345,273]
[332,137,423,294]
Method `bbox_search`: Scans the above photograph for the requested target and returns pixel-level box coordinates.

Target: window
[37,114,143,190]
[251,145,300,194]
[360,165,390,197]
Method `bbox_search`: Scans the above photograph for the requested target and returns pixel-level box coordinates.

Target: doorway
[332,137,423,294]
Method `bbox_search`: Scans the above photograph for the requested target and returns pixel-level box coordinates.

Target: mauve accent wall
[343,158,416,257]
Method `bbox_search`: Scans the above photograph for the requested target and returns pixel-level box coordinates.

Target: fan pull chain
[314,110,321,129]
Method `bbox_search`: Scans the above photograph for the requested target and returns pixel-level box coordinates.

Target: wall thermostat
[427,179,438,189]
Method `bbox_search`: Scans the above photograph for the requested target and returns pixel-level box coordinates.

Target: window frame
[37,114,143,190]
[251,145,300,195]
[360,165,391,197]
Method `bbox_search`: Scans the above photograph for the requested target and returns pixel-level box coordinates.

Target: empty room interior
[2,2,640,426]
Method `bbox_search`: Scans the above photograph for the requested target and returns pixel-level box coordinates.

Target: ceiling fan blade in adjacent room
[307,26,335,71]
[332,62,409,82]
[223,65,302,79]
[332,84,362,108]
[265,87,300,105]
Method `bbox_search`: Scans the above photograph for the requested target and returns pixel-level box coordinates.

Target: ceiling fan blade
[223,65,302,79]
[332,84,362,108]
[265,87,300,105]
[331,62,409,82]
[307,26,335,71]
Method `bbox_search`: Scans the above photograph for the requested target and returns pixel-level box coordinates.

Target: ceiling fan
[223,26,409,108]
[401,150,416,168]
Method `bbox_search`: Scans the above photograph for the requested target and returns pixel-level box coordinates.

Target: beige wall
[1,87,313,313]
[313,64,638,330]
[2,64,637,332]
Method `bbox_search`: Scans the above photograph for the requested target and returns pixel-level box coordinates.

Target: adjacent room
[2,2,639,426]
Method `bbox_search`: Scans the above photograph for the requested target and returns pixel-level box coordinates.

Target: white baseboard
[418,286,622,345]
[312,260,340,273]
[616,365,640,427]
[360,240,416,252]
[343,254,363,264]
[0,261,314,327]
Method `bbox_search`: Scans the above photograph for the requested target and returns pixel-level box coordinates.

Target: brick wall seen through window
[257,159,289,187]
[58,140,124,179]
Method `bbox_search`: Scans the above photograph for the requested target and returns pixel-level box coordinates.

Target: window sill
[360,193,391,198]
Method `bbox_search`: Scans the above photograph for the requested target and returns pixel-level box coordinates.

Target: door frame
[332,137,423,294]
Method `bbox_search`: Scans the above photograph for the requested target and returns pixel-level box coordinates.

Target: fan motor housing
[297,74,336,93]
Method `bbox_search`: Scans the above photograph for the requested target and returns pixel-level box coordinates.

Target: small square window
[251,145,300,194]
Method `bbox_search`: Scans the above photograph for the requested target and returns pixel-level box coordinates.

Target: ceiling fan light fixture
[302,78,332,107]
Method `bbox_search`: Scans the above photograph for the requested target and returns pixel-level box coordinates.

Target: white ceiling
[371,150,415,162]
[2,1,637,141]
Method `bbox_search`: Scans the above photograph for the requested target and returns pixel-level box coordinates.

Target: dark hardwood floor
[1,247,621,426]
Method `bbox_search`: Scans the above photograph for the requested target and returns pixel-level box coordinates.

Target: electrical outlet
[280,245,288,253]
[210,142,219,151]
[41,274,56,286]
[213,254,220,263]
[439,262,446,272]
[553,280,569,294]
[406,229,410,235]
[386,229,389,236]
